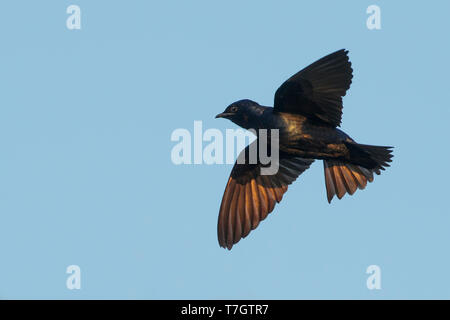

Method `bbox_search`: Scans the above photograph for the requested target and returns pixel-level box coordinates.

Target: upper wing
[217,143,314,250]
[273,49,353,127]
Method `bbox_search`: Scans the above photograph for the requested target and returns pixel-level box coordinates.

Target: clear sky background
[0,1,449,299]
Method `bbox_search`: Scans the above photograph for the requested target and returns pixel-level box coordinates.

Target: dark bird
[215,49,393,250]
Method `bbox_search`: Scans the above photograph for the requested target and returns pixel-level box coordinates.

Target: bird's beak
[215,112,233,119]
[216,112,233,119]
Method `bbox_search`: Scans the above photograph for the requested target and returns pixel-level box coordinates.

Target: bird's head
[215,99,263,129]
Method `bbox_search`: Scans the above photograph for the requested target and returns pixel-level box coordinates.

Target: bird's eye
[230,106,238,112]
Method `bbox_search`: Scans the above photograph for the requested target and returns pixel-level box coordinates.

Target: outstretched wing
[217,142,314,250]
[274,49,353,127]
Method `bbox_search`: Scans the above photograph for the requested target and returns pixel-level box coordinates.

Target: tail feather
[323,142,393,202]
[323,152,391,203]
[344,142,393,173]
[324,142,393,202]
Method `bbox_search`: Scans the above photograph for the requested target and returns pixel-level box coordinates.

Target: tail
[323,143,393,203]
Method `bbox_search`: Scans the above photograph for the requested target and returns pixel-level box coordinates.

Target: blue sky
[0,0,449,299]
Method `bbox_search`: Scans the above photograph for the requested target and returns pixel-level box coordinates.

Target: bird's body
[215,49,393,249]
[227,104,364,170]
[257,107,351,159]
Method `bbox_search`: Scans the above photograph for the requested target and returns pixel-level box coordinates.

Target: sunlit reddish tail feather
[323,160,384,203]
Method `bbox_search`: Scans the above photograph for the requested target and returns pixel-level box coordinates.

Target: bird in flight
[215,49,393,250]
